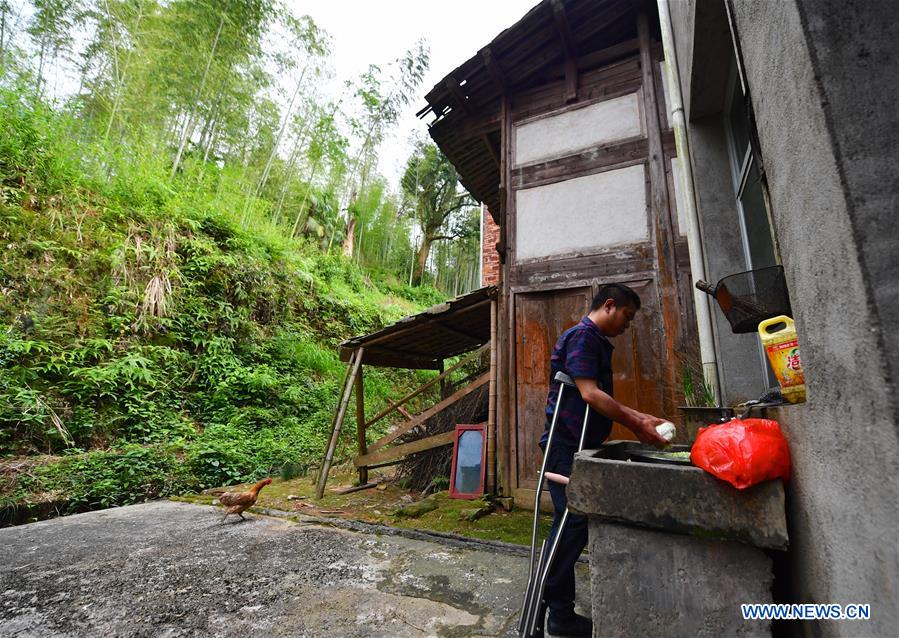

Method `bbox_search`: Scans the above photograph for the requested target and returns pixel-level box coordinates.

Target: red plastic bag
[691,418,791,489]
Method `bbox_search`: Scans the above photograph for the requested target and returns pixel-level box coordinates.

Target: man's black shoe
[546,611,592,637]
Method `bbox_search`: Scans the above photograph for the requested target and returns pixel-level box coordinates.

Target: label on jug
[767,339,803,388]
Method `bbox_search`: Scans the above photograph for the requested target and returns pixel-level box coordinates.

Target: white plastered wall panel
[514,164,648,262]
[513,93,644,166]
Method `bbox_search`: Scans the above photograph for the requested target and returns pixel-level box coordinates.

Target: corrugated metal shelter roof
[339,286,496,369]
[417,0,642,220]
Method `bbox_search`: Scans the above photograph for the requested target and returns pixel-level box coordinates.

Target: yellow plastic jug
[758,315,806,404]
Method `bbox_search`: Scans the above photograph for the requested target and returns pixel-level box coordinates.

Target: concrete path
[0,501,590,637]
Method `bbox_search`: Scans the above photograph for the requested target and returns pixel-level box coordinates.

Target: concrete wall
[688,114,769,403]
[668,0,769,404]
[669,0,899,634]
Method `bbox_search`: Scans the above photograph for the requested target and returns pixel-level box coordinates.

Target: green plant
[279,461,307,481]
[681,364,717,407]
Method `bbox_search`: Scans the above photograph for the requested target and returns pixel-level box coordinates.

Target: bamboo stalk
[315,348,364,499]
[355,364,367,485]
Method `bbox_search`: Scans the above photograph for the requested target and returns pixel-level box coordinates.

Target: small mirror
[449,424,486,499]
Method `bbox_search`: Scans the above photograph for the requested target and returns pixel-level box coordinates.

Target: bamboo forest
[0,0,482,516]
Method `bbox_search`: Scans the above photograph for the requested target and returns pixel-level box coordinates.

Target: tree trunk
[1,5,7,71]
[36,38,47,97]
[289,165,318,237]
[342,217,357,258]
[412,236,432,286]
[254,68,306,191]
[171,14,223,179]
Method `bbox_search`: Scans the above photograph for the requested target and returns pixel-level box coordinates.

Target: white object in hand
[656,421,676,442]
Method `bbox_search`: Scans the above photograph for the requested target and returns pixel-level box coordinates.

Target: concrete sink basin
[568,441,788,550]
[566,440,789,638]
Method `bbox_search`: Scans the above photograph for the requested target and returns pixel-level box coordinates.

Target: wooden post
[638,11,681,418]
[315,347,364,499]
[486,298,498,493]
[499,91,513,498]
[438,360,448,399]
[356,363,367,485]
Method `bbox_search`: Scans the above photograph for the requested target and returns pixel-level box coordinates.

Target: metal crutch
[518,371,589,637]
[523,401,590,637]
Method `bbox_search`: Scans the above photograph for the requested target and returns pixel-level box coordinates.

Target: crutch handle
[544,472,569,485]
[554,371,576,387]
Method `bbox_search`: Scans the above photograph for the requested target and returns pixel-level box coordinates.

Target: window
[724,71,780,387]
[725,75,777,271]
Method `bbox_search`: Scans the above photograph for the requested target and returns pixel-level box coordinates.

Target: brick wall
[482,207,501,286]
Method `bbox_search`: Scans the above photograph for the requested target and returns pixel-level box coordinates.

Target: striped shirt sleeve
[565,328,599,380]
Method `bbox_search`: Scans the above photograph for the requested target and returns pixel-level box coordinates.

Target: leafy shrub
[16,444,197,511]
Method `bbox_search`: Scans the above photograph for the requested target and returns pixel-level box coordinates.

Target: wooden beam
[486,298,497,494]
[364,459,405,470]
[354,431,456,468]
[367,343,434,360]
[576,37,639,72]
[340,344,437,366]
[446,75,500,169]
[435,320,484,346]
[480,47,508,93]
[316,348,364,499]
[431,108,501,141]
[638,11,680,419]
[552,0,578,102]
[359,352,441,370]
[437,360,448,400]
[551,0,576,58]
[445,76,474,115]
[483,135,501,169]
[367,373,490,453]
[331,482,377,495]
[364,344,489,430]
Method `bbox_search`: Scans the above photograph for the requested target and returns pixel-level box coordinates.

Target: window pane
[739,158,777,269]
[728,88,751,165]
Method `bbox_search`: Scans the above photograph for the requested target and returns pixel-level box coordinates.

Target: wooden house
[418,0,698,505]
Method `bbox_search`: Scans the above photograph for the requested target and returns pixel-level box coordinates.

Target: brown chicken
[217,477,272,522]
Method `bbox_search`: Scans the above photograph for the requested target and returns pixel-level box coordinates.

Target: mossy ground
[172,466,550,546]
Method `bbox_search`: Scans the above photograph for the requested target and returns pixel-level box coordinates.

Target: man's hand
[574,377,671,448]
[630,414,669,448]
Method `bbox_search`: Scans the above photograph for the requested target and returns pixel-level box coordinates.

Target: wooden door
[515,287,591,492]
[513,280,665,496]
[607,279,664,440]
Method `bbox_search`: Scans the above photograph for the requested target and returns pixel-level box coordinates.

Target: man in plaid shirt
[539,283,668,637]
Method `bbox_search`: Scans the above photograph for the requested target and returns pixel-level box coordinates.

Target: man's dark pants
[541,442,588,619]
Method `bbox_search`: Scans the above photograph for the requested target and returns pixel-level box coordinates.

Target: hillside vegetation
[0,90,448,519]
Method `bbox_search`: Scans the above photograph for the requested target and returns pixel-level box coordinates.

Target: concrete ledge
[568,443,788,549]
